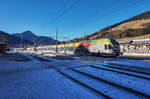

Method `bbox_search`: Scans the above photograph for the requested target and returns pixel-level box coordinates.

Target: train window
[68,47,70,51]
[110,38,119,48]
[71,47,73,51]
[67,47,69,51]
[70,47,73,51]
[108,44,113,49]
[104,44,107,50]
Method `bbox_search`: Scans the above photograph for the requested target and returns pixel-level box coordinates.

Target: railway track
[106,63,150,75]
[57,68,149,99]
[96,63,150,76]
[90,65,150,80]
[73,65,150,96]
[28,53,150,99]
[57,69,110,99]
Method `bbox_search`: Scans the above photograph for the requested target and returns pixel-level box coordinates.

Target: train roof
[73,38,112,43]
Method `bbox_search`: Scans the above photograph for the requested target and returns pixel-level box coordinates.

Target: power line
[42,0,71,29]
[50,0,81,24]
[40,0,81,38]
[53,0,71,17]
[80,0,121,22]
[81,0,145,25]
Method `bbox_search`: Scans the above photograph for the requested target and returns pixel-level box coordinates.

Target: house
[0,41,7,53]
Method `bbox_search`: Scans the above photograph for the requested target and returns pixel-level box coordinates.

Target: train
[27,38,121,56]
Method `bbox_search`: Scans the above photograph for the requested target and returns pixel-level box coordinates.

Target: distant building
[0,41,7,54]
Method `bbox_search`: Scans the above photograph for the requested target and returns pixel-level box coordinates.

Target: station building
[119,39,150,53]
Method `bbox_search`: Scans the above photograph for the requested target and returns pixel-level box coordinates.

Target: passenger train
[27,38,121,56]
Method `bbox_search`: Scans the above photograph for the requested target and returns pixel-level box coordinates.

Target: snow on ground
[21,53,59,62]
[1,52,150,98]
[105,58,150,69]
[73,66,150,95]
[22,52,150,75]
[0,53,99,99]
[60,68,143,99]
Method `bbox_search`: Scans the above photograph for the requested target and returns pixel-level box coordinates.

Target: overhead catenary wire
[53,0,71,18]
[41,0,145,41]
[50,0,81,24]
[80,0,122,22]
[81,0,145,25]
[42,0,71,29]
[40,0,81,39]
[70,0,145,40]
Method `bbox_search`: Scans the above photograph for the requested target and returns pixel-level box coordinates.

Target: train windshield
[110,39,119,48]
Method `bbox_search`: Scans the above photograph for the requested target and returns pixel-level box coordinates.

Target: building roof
[119,39,150,44]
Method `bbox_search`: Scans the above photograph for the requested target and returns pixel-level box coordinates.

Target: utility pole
[56,28,58,54]
[21,32,23,48]
[84,32,86,36]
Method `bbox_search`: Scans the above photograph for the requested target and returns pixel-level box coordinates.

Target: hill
[71,11,150,42]
[0,31,33,47]
[0,30,56,47]
[13,31,56,45]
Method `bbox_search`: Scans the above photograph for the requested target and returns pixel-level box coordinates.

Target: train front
[110,39,121,56]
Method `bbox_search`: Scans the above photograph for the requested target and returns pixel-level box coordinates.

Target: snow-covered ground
[1,52,150,99]
[0,53,99,99]
[59,68,144,99]
[105,58,150,69]
[73,66,150,96]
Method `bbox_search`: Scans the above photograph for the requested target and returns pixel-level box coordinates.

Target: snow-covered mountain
[0,31,33,47]
[13,31,56,45]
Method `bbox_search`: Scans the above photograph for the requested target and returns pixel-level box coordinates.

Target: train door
[104,43,113,54]
[104,44,108,53]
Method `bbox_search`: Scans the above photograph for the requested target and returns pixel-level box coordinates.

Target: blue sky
[0,0,150,41]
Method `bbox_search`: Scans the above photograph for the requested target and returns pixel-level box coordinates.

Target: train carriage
[26,38,121,57]
[89,38,120,56]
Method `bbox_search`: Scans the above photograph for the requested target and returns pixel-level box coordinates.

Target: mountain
[13,31,56,45]
[71,11,150,42]
[0,31,33,47]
